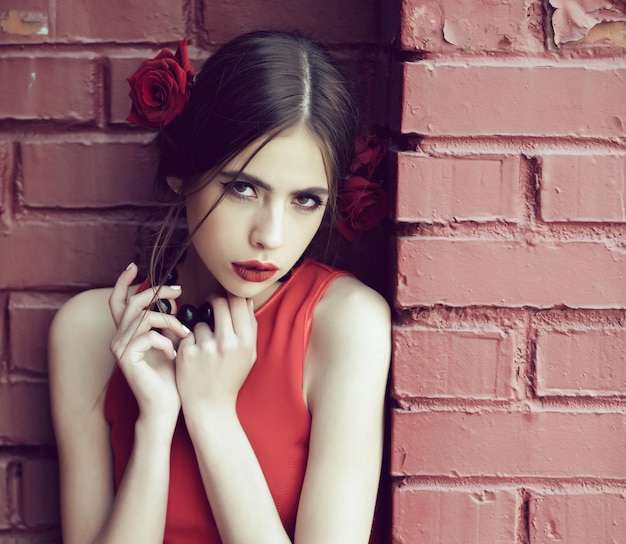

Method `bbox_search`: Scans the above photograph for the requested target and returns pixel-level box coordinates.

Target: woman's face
[185,127,329,302]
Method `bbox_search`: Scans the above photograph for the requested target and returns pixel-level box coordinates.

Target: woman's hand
[108,263,189,430]
[176,294,257,417]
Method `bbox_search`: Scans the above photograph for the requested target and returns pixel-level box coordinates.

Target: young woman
[49,31,391,544]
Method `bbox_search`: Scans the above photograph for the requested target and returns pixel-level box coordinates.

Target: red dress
[104,259,350,543]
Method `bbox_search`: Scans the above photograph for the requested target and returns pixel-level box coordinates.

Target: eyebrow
[221,170,329,197]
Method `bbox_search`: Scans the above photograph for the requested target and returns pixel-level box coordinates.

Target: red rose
[350,135,388,178]
[127,40,195,128]
[338,175,388,242]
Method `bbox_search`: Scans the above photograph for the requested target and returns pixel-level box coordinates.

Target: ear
[166,176,183,195]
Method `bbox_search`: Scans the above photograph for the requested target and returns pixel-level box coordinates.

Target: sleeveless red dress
[104,259,350,543]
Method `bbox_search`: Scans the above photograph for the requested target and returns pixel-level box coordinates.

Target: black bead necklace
[150,266,214,331]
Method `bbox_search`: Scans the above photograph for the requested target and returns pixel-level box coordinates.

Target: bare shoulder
[320,274,390,329]
[48,287,118,421]
[315,274,391,357]
[304,275,391,406]
[49,287,117,369]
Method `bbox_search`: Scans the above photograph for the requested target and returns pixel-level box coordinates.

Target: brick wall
[3,1,625,542]
[391,1,626,543]
[0,1,384,541]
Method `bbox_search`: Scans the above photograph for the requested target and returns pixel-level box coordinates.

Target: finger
[208,296,233,337]
[177,329,196,352]
[248,298,257,334]
[128,284,183,315]
[115,310,190,356]
[227,294,255,338]
[118,285,183,332]
[192,321,213,342]
[109,263,138,326]
[114,328,177,363]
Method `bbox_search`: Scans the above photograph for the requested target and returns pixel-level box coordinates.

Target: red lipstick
[231,261,279,283]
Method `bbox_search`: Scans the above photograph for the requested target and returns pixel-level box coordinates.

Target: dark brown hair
[148,30,358,283]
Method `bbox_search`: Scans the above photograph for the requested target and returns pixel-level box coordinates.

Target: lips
[231,261,279,283]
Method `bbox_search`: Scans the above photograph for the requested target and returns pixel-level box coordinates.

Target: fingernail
[170,285,182,290]
[172,349,178,358]
[125,262,135,270]
[182,325,191,334]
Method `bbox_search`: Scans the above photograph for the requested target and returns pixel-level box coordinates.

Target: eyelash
[220,181,325,212]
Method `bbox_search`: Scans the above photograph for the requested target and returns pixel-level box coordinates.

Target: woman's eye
[294,194,323,211]
[232,182,256,197]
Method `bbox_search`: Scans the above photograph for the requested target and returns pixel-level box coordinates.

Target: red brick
[0,292,7,370]
[0,55,98,122]
[393,326,516,400]
[393,487,518,543]
[529,493,626,544]
[21,138,156,207]
[396,153,521,223]
[539,155,626,222]
[536,328,626,397]
[0,460,11,529]
[0,382,54,445]
[391,410,626,478]
[202,0,377,45]
[0,142,14,215]
[396,238,626,309]
[401,64,626,138]
[20,459,60,527]
[400,0,544,53]
[8,293,70,374]
[0,3,50,45]
[0,220,139,289]
[55,1,184,43]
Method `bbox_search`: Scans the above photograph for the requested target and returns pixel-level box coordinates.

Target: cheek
[289,215,324,248]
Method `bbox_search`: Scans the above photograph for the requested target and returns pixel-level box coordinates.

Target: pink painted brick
[401,63,626,138]
[540,155,626,222]
[0,382,54,445]
[396,153,521,223]
[400,0,544,52]
[393,487,518,543]
[202,0,377,45]
[0,55,98,122]
[0,220,139,289]
[393,326,516,400]
[396,238,626,309]
[391,410,626,478]
[55,0,184,43]
[21,138,157,207]
[20,459,60,527]
[529,493,626,544]
[536,328,626,396]
[8,293,70,374]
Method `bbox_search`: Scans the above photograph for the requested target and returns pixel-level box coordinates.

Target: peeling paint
[443,18,472,48]
[28,72,36,90]
[582,20,626,46]
[549,0,626,46]
[0,10,48,36]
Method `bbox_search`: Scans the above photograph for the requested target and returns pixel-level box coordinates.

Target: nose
[250,203,284,250]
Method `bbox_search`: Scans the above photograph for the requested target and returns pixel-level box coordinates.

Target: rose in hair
[350,135,387,178]
[127,39,195,128]
[338,175,388,242]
